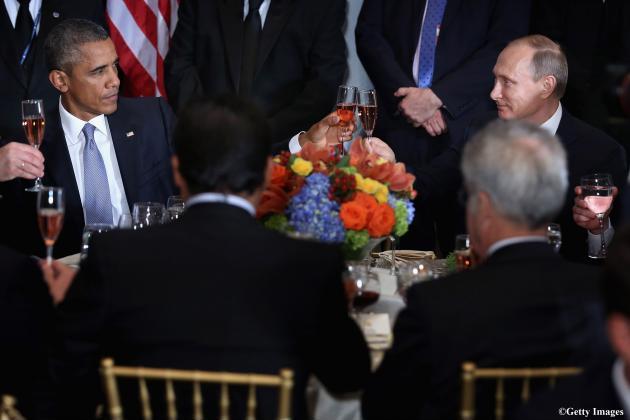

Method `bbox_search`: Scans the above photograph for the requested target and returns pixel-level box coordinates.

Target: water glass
[81,223,113,259]
[166,195,185,221]
[546,223,562,253]
[397,260,433,299]
[132,202,165,229]
[455,233,472,271]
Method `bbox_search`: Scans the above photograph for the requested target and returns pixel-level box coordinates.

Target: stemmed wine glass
[166,195,185,221]
[546,223,562,253]
[343,263,380,315]
[132,202,166,229]
[581,173,614,258]
[37,187,64,265]
[22,99,45,192]
[358,89,377,144]
[336,85,357,156]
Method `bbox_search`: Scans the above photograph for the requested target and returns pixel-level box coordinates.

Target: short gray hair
[508,35,568,99]
[44,19,110,73]
[461,119,568,229]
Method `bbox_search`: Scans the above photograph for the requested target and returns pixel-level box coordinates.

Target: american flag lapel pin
[126,131,135,138]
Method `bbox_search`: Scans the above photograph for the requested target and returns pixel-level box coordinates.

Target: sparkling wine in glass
[581,173,614,258]
[22,99,45,192]
[358,89,377,143]
[37,187,64,265]
[336,85,357,156]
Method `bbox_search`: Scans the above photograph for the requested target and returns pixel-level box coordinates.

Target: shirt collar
[486,236,548,257]
[612,358,630,413]
[58,98,108,145]
[186,193,256,216]
[539,102,563,135]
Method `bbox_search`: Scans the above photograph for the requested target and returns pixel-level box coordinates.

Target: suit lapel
[555,111,578,149]
[41,109,84,229]
[217,0,244,91]
[106,105,139,208]
[255,0,295,78]
[0,4,26,87]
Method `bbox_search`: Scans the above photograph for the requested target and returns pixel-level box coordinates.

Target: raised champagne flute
[358,89,377,144]
[37,187,64,265]
[336,85,357,156]
[581,173,614,258]
[22,99,46,192]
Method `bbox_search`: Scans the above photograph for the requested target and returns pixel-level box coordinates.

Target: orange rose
[367,203,395,237]
[270,162,289,186]
[351,191,378,217]
[256,185,289,218]
[340,201,368,230]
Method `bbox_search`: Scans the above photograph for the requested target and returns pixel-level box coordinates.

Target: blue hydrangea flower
[388,195,415,226]
[287,173,345,243]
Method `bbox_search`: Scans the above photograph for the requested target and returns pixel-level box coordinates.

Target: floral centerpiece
[256,141,416,259]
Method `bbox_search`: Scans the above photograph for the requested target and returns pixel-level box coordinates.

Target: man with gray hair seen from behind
[362,120,608,420]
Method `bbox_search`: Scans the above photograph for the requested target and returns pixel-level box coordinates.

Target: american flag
[106,0,180,97]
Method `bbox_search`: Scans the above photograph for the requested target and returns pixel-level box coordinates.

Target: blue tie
[82,123,113,225]
[417,0,447,88]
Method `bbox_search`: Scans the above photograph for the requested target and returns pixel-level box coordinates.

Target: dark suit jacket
[0,245,54,419]
[52,202,371,420]
[361,242,608,420]
[0,97,176,258]
[164,0,347,149]
[514,355,624,420]
[355,0,531,169]
[0,0,105,142]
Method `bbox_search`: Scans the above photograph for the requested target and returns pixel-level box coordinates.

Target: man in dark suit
[514,227,630,419]
[48,96,370,419]
[0,19,175,258]
[0,245,55,419]
[361,120,608,420]
[355,0,531,251]
[164,0,347,150]
[0,0,105,142]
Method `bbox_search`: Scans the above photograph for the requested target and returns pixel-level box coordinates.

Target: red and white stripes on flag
[106,0,180,97]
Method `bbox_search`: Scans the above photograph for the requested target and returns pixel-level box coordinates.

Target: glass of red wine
[22,99,46,192]
[336,85,357,156]
[358,89,377,144]
[581,173,614,258]
[37,187,64,265]
[344,263,380,314]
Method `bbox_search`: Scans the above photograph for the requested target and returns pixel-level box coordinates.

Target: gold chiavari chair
[100,358,293,420]
[0,395,25,420]
[460,362,582,420]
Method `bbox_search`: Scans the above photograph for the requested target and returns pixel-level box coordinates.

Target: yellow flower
[376,157,388,165]
[290,157,313,176]
[355,174,389,203]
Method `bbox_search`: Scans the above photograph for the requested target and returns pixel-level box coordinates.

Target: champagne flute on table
[336,85,357,156]
[22,99,45,192]
[581,173,614,259]
[358,89,377,145]
[37,187,64,265]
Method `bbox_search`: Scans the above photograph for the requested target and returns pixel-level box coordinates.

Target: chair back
[100,358,293,420]
[0,395,25,420]
[459,362,582,420]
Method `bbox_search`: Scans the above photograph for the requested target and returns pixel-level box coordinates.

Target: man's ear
[540,75,557,99]
[48,70,69,93]
[171,155,188,196]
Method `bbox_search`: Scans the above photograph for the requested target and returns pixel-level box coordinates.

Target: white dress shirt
[59,99,130,225]
[3,0,42,29]
[186,192,255,216]
[539,102,614,254]
[243,0,271,26]
[612,358,630,415]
